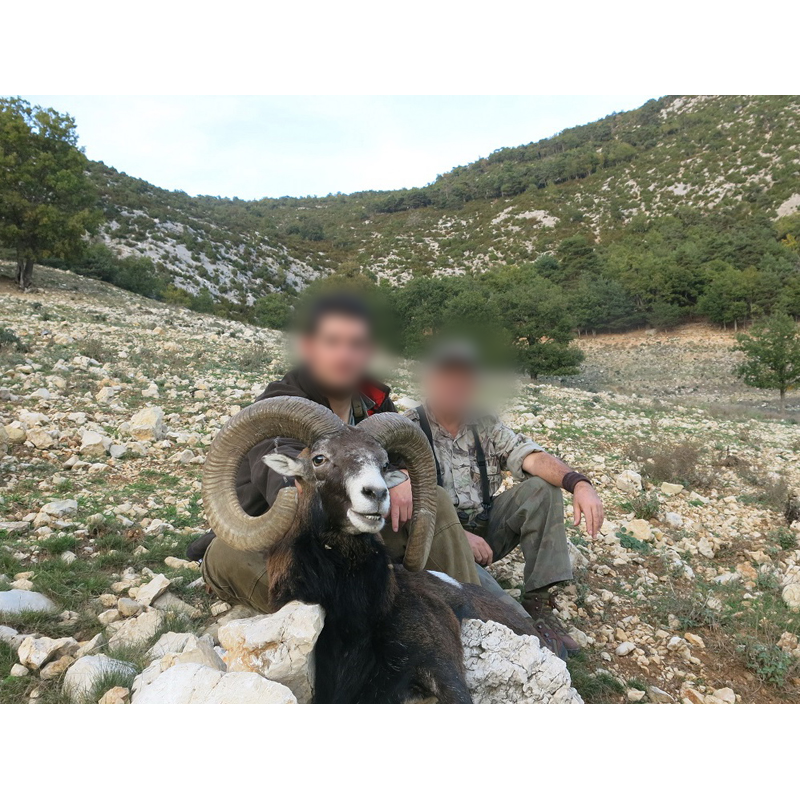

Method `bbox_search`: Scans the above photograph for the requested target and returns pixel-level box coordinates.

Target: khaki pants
[483,477,573,596]
[202,486,479,613]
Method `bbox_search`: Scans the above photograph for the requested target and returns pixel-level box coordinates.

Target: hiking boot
[186,530,216,562]
[522,593,580,660]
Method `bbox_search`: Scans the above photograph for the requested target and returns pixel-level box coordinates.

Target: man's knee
[515,476,563,509]
[201,537,272,613]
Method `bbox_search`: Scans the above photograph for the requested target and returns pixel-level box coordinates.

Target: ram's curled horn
[357,412,438,571]
[202,396,345,552]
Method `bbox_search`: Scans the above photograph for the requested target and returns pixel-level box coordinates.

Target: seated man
[406,341,604,657]
[191,293,480,613]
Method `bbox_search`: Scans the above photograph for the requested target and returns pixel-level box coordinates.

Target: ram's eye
[312,455,326,466]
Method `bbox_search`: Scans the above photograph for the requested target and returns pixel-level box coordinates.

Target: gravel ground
[1,263,798,703]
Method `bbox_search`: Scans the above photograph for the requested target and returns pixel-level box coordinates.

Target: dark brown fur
[262,451,535,703]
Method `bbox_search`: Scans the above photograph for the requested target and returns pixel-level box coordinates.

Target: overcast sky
[27,95,656,200]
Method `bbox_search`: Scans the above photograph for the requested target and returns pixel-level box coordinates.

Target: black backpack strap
[469,424,493,513]
[415,406,442,487]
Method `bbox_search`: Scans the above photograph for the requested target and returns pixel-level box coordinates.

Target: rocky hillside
[88,95,800,300]
[1,265,799,703]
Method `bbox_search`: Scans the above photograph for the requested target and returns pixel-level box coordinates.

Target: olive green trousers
[202,486,480,613]
[483,476,573,596]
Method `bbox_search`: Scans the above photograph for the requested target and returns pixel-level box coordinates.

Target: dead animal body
[203,396,535,703]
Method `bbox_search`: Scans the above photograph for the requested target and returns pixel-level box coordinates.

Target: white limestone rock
[132,662,296,704]
[0,520,29,533]
[147,631,204,660]
[615,641,636,656]
[98,686,131,704]
[117,597,142,617]
[0,590,57,615]
[134,634,226,693]
[664,511,683,529]
[698,537,716,559]
[135,573,171,607]
[461,619,582,704]
[5,423,27,444]
[108,608,165,648]
[615,470,643,494]
[152,591,202,619]
[80,430,109,458]
[75,632,105,658]
[39,499,78,517]
[95,386,117,404]
[626,519,653,542]
[63,654,137,702]
[219,601,324,704]
[109,443,128,459]
[129,406,167,441]
[0,625,19,644]
[18,635,79,670]
[26,428,55,450]
[782,582,800,611]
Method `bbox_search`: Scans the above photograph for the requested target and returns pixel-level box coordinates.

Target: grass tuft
[622,491,660,520]
[566,652,625,703]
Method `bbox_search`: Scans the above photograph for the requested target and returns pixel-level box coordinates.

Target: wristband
[562,471,591,493]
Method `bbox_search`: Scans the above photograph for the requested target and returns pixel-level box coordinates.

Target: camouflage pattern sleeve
[403,407,420,423]
[490,419,545,479]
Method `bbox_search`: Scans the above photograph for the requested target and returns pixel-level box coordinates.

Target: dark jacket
[234,367,396,516]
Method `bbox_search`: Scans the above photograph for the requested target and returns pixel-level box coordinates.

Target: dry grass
[733,463,791,514]
[624,438,714,490]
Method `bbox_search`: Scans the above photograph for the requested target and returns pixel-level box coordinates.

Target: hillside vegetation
[3,94,800,378]
[80,96,800,332]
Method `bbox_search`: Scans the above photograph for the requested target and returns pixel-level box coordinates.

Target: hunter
[406,340,605,658]
[187,293,483,610]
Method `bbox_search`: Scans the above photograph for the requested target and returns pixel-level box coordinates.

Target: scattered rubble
[2,269,799,703]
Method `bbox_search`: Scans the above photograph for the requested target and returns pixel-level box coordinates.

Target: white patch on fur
[345,461,391,533]
[428,570,461,588]
[346,463,390,515]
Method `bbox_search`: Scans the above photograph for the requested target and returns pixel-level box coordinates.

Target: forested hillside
[84,96,800,323]
[6,94,798,367]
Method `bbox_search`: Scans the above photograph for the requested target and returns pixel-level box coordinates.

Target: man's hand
[573,482,604,539]
[465,531,493,566]
[388,472,413,532]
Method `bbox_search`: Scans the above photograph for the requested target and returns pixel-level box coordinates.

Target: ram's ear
[262,453,305,477]
[384,469,408,489]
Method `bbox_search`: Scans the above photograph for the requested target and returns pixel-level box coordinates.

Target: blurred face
[424,365,478,422]
[299,313,374,399]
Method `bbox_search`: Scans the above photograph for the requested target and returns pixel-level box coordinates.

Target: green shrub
[617,531,652,553]
[623,491,660,519]
[739,639,796,687]
[0,327,25,351]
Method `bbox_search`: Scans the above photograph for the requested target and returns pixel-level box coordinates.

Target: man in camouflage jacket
[406,343,605,657]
